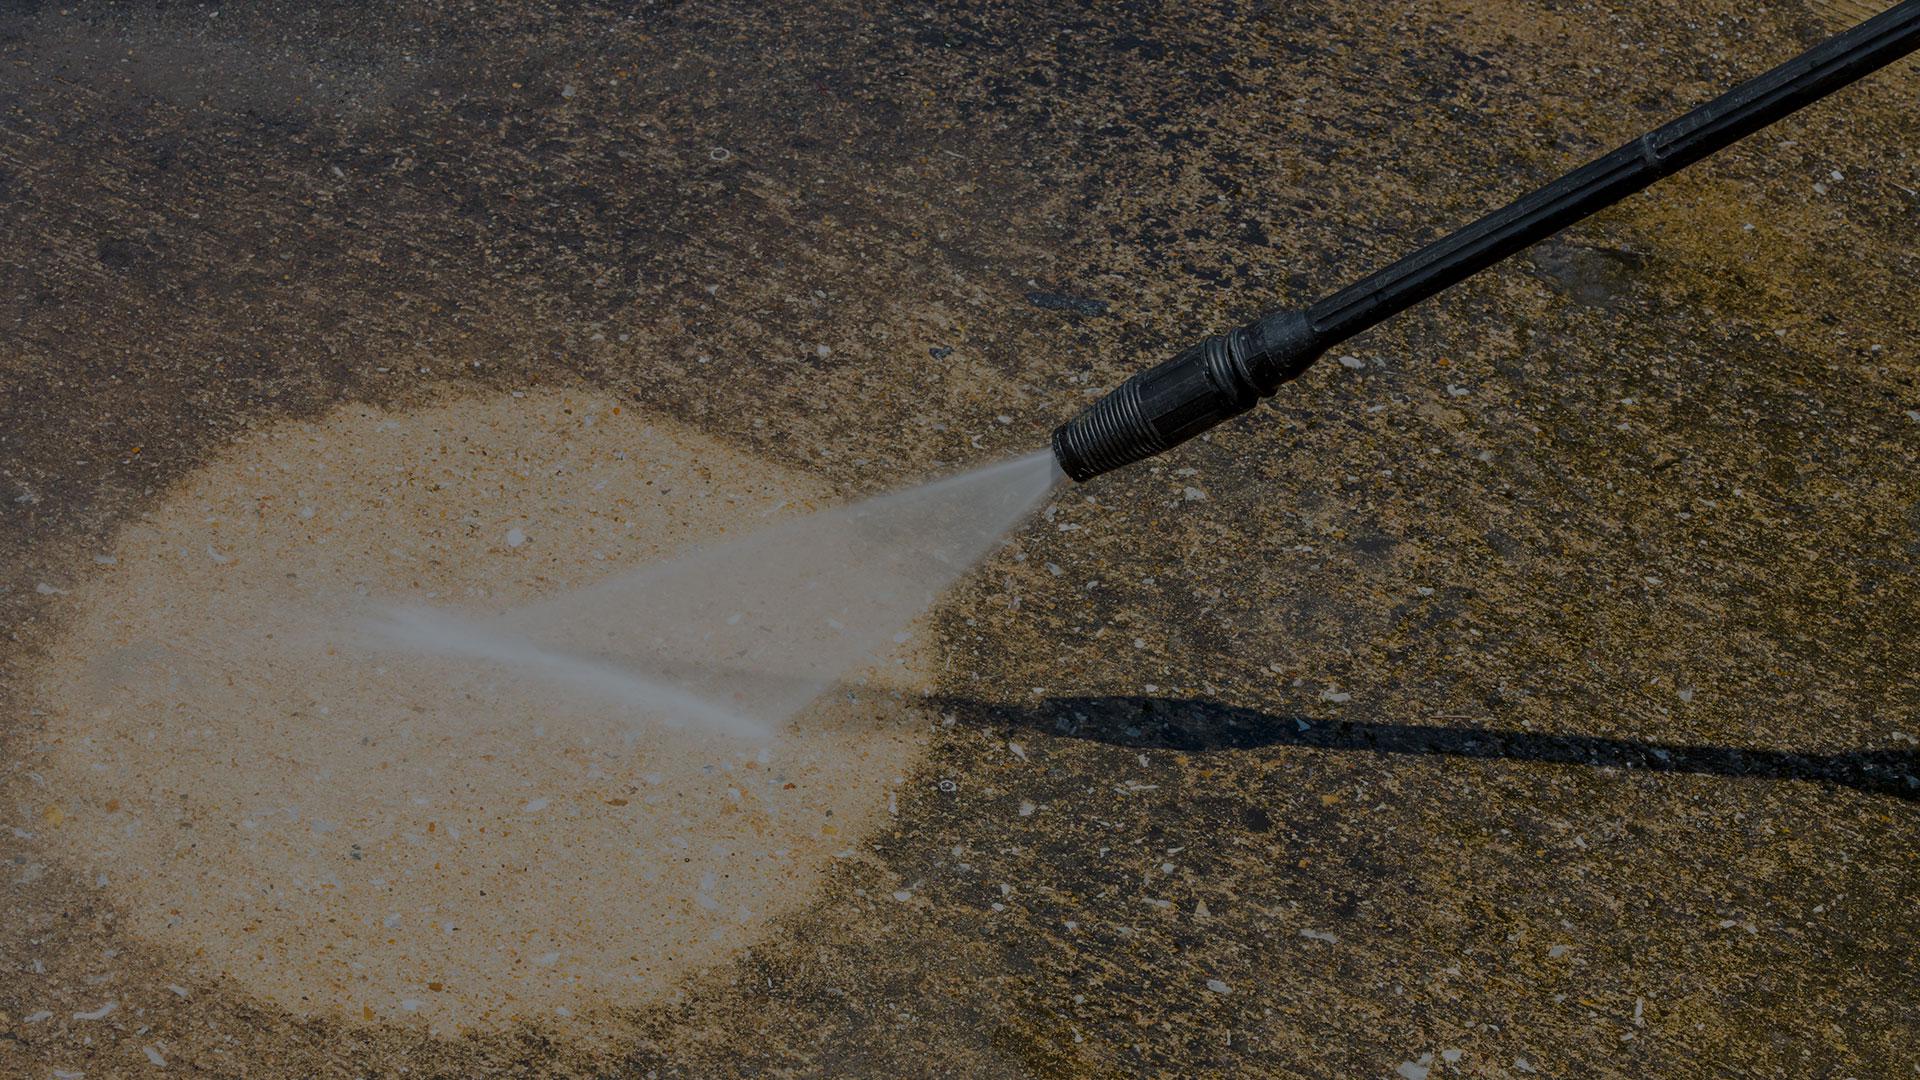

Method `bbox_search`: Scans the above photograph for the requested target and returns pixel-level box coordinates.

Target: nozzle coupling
[1051,309,1325,482]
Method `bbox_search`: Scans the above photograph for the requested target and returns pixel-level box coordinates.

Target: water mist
[372,450,1063,737]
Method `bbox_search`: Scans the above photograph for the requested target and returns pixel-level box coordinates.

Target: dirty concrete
[2,1,1917,1077]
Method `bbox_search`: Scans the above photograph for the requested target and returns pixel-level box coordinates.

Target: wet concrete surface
[3,1,1917,1076]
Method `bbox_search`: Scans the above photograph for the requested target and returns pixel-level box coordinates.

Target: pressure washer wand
[1051,1,1920,482]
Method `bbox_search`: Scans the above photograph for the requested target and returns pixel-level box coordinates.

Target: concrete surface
[2,1,1917,1076]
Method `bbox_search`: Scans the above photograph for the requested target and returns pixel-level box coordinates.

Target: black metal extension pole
[1051,1,1920,482]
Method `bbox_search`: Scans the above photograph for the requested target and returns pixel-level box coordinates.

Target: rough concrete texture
[2,1,1916,1077]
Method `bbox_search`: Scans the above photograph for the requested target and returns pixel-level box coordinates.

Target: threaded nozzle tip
[1050,378,1163,483]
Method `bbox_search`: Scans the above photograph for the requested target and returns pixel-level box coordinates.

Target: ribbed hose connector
[1049,375,1159,482]
[1051,331,1264,483]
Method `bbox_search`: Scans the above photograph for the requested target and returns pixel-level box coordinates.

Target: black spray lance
[1051,1,1920,483]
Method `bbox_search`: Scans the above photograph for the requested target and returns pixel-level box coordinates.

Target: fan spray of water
[370,450,1063,738]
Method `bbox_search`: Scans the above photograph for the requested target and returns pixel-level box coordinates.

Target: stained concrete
[2,1,1916,1077]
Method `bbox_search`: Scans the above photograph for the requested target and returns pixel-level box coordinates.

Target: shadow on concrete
[950,694,1920,802]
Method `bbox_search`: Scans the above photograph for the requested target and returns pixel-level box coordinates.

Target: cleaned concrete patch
[19,389,927,1032]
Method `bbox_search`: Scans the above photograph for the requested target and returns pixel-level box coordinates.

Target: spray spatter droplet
[378,450,1063,736]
